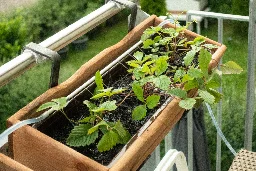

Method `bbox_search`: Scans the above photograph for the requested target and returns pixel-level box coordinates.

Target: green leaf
[111,88,126,95]
[181,74,194,83]
[132,105,147,120]
[142,39,155,49]
[83,100,97,111]
[174,69,186,83]
[133,67,145,80]
[67,124,98,147]
[220,61,243,74]
[187,68,203,78]
[179,98,196,110]
[113,121,131,143]
[206,71,221,89]
[167,88,187,99]
[198,89,215,104]
[79,116,95,123]
[132,83,145,102]
[37,101,58,112]
[92,100,117,113]
[184,79,199,91]
[95,71,104,93]
[184,50,196,66]
[154,36,161,43]
[207,88,223,103]
[155,56,169,76]
[199,48,212,76]
[202,44,219,49]
[51,97,67,109]
[88,120,109,134]
[97,130,119,152]
[133,51,144,61]
[146,95,160,109]
[153,75,171,90]
[37,97,67,112]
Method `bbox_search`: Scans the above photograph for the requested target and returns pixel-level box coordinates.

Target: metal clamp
[110,0,138,32]
[24,42,60,88]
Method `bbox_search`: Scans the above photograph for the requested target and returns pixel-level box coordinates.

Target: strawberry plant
[37,23,243,155]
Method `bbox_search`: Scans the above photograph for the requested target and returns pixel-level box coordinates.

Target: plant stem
[60,110,76,126]
[117,90,132,107]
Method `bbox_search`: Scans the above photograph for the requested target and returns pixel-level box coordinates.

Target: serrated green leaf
[95,71,104,93]
[113,121,131,143]
[220,61,243,74]
[184,50,196,66]
[51,97,67,109]
[202,44,219,49]
[112,88,126,95]
[142,39,155,49]
[174,69,186,83]
[179,98,196,110]
[79,116,95,123]
[88,120,109,134]
[67,124,98,147]
[153,75,171,90]
[133,51,144,61]
[184,79,199,91]
[181,74,194,83]
[97,130,119,152]
[155,56,169,76]
[92,100,117,113]
[132,83,144,102]
[154,36,161,43]
[132,105,147,120]
[133,67,144,80]
[37,101,58,112]
[146,95,160,109]
[199,48,212,77]
[207,88,223,103]
[162,28,176,35]
[167,88,187,99]
[198,89,215,104]
[187,67,203,78]
[127,61,141,68]
[83,100,97,110]
[141,64,151,74]
[206,71,221,89]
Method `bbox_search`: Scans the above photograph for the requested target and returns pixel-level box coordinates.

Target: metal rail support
[112,0,138,32]
[244,0,256,151]
[24,42,60,88]
[0,1,126,87]
[186,10,250,171]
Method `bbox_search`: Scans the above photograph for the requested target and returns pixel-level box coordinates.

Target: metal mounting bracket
[110,0,138,32]
[24,42,61,88]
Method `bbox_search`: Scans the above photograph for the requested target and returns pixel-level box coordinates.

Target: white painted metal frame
[155,149,189,171]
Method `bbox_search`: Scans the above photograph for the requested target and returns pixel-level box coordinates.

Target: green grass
[0,18,128,133]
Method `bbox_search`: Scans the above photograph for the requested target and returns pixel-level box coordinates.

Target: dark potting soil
[37,71,169,166]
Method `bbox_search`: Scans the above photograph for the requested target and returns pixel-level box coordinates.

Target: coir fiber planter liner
[7,15,226,171]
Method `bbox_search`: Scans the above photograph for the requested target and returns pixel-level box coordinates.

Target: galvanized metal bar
[187,110,193,171]
[164,131,173,171]
[216,18,224,171]
[244,0,256,150]
[0,1,124,87]
[187,10,249,22]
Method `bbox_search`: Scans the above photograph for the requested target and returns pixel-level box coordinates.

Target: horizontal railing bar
[0,1,124,87]
[187,10,249,22]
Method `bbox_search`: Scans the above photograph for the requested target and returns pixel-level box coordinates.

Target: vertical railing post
[216,18,224,171]
[244,0,256,150]
[187,110,193,171]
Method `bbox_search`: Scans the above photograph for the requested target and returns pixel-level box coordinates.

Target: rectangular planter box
[0,153,32,171]
[7,15,226,171]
